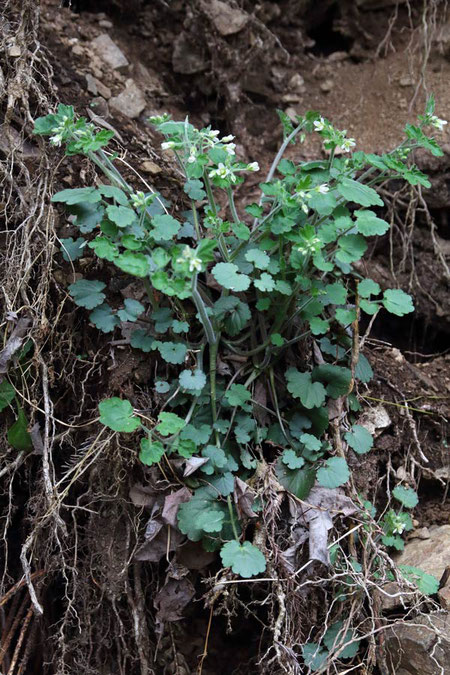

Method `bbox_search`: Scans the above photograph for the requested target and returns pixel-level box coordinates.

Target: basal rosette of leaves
[32,97,443,591]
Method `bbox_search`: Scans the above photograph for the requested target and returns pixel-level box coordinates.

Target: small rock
[281,94,301,103]
[288,73,305,92]
[8,44,21,57]
[172,33,206,74]
[394,525,450,581]
[91,33,129,70]
[203,0,249,36]
[439,585,450,610]
[360,405,391,437]
[110,79,146,119]
[71,43,85,57]
[400,76,414,87]
[86,75,111,99]
[89,98,110,118]
[99,19,113,29]
[320,79,334,93]
[285,107,299,123]
[327,51,349,62]
[408,527,431,541]
[141,160,162,175]
[384,612,450,674]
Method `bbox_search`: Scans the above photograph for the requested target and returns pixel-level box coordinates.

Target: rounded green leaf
[106,204,136,228]
[344,424,373,454]
[317,457,350,488]
[98,397,140,433]
[68,279,106,309]
[139,438,165,465]
[212,263,250,292]
[115,252,150,278]
[382,289,414,316]
[220,541,266,578]
[392,485,418,509]
[179,369,207,393]
[156,411,185,436]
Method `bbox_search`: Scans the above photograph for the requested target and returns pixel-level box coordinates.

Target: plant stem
[191,274,216,346]
[227,495,240,541]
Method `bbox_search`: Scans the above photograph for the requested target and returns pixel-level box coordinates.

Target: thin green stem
[191,274,217,346]
[227,187,240,224]
[191,201,201,241]
[227,496,240,541]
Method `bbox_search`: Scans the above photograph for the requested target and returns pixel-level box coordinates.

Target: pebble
[91,33,129,70]
[110,79,146,119]
[320,79,334,93]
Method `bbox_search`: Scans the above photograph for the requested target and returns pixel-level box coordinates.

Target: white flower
[221,134,235,142]
[189,256,202,272]
[50,133,63,147]
[161,141,175,150]
[341,138,356,152]
[296,236,321,255]
[301,203,309,214]
[392,522,406,535]
[431,115,447,131]
[316,184,329,194]
[223,143,236,156]
[208,129,220,138]
[209,162,232,179]
[314,117,325,131]
[247,161,260,172]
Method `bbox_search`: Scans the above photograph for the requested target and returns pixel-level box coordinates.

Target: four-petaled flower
[161,141,176,150]
[316,184,329,194]
[341,137,356,152]
[247,161,260,172]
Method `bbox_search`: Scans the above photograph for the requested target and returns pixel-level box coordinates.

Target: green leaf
[323,621,360,659]
[117,299,145,322]
[275,280,292,295]
[52,187,101,205]
[106,204,136,228]
[178,487,226,541]
[302,643,328,671]
[179,369,207,393]
[209,471,235,496]
[355,209,389,236]
[174,438,197,458]
[184,179,206,201]
[336,234,367,263]
[155,381,170,393]
[220,541,266,578]
[382,289,414,316]
[392,485,418,508]
[7,407,32,451]
[139,438,165,465]
[172,320,189,334]
[317,457,350,488]
[358,279,380,298]
[281,449,305,469]
[88,237,119,261]
[355,354,373,382]
[404,124,443,157]
[69,279,106,309]
[309,317,329,335]
[225,384,251,407]
[98,185,129,205]
[276,460,316,499]
[155,341,187,364]
[60,237,85,261]
[115,252,150,278]
[335,308,357,326]
[324,282,347,305]
[344,425,373,454]
[180,423,212,446]
[399,565,439,595]
[212,263,250,292]
[313,364,352,398]
[156,411,185,436]
[232,222,251,240]
[89,304,120,333]
[68,201,105,233]
[300,433,321,451]
[130,330,154,352]
[245,249,270,270]
[286,368,326,409]
[98,397,140,432]
[256,298,271,311]
[201,445,228,475]
[151,214,181,241]
[0,380,16,411]
[213,297,251,337]
[254,272,275,292]
[121,234,143,250]
[271,333,284,347]
[245,203,263,218]
[152,307,173,333]
[337,177,383,207]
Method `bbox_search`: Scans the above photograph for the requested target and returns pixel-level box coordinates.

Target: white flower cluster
[50,115,70,146]
[176,245,202,273]
[161,128,237,164]
[208,160,259,183]
[296,184,329,213]
[313,117,356,153]
[296,236,321,256]
[130,191,154,209]
[430,115,447,131]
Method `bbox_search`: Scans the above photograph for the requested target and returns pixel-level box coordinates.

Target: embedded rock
[384,612,450,674]
[110,79,146,119]
[394,525,450,582]
[203,0,249,36]
[91,33,129,70]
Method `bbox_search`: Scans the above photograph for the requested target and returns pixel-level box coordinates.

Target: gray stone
[110,79,146,119]
[91,33,128,70]
[203,0,248,36]
[385,612,450,674]
[394,525,450,582]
